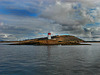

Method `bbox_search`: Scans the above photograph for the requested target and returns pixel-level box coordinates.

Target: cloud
[0,33,13,38]
[0,14,60,40]
[0,22,4,26]
[0,0,100,41]
[40,1,96,37]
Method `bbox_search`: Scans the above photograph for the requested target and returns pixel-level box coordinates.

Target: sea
[0,43,100,75]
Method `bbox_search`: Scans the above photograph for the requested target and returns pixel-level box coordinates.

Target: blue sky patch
[0,8,39,17]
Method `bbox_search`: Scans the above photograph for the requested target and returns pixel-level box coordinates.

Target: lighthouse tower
[48,33,51,39]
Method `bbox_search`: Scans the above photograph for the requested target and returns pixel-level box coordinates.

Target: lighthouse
[48,33,51,39]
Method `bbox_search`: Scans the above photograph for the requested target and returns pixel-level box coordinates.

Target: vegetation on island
[9,35,85,45]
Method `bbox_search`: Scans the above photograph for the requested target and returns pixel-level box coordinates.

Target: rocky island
[10,35,85,45]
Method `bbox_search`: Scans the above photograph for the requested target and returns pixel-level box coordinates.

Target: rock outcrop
[11,35,84,45]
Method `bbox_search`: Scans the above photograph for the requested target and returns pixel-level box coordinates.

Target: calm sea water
[0,43,100,75]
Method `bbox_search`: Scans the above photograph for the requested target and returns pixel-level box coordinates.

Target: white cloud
[0,0,100,41]
[0,22,4,26]
[0,14,61,40]
[40,1,96,37]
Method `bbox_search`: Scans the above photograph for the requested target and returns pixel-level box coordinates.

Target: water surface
[0,43,100,75]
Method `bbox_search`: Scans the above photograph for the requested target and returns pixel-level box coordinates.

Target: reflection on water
[0,44,100,75]
[47,46,51,60]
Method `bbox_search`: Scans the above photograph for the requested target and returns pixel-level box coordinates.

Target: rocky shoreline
[9,35,85,45]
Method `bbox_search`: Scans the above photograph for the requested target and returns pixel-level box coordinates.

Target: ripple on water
[0,43,100,75]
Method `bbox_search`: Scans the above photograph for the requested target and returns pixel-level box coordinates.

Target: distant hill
[11,35,84,45]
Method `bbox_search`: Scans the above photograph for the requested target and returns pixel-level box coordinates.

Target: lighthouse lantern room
[48,33,51,39]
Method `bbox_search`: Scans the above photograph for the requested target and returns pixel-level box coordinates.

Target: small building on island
[48,33,51,39]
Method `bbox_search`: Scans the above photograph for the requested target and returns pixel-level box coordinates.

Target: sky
[0,0,100,41]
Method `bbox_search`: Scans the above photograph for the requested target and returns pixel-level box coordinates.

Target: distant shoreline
[84,41,100,43]
[0,35,100,45]
[0,41,19,43]
[1,41,100,44]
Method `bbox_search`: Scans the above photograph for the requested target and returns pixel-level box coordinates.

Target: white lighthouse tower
[48,33,51,39]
